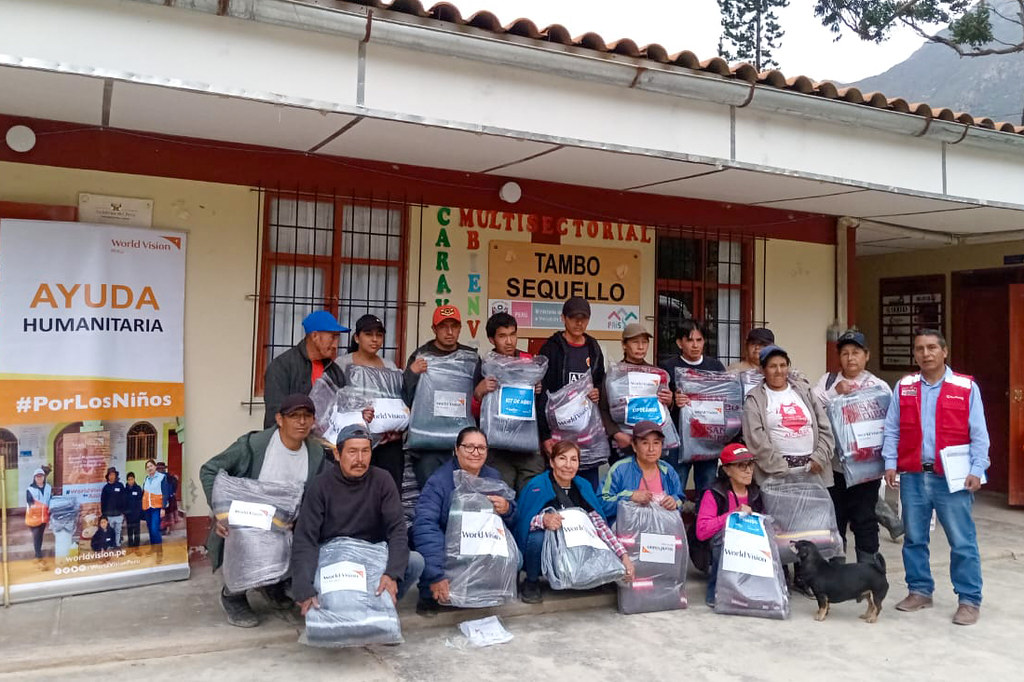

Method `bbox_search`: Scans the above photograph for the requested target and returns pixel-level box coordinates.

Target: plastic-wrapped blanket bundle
[406,349,477,450]
[614,501,688,614]
[479,353,548,452]
[48,495,80,534]
[444,470,520,607]
[761,477,844,564]
[714,512,789,620]
[344,365,410,436]
[738,369,762,397]
[310,372,371,445]
[301,537,403,648]
[827,385,891,486]
[545,371,611,470]
[675,369,743,462]
[542,507,625,590]
[211,471,304,593]
[605,363,680,450]
[309,374,341,427]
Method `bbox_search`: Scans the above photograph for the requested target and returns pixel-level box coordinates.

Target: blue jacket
[600,457,684,522]
[411,459,515,586]
[512,470,606,552]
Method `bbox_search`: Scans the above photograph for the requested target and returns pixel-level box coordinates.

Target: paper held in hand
[939,444,986,493]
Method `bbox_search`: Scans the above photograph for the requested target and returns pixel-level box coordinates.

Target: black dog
[792,540,889,623]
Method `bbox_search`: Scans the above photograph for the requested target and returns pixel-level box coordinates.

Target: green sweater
[199,426,328,571]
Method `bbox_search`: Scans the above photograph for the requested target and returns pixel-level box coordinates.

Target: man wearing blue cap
[263,310,349,428]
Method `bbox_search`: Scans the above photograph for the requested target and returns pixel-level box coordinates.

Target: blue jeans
[144,508,163,545]
[900,472,982,606]
[107,514,124,547]
[675,459,718,501]
[524,530,545,582]
[398,551,425,601]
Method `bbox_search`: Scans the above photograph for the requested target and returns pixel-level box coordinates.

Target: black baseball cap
[746,328,775,345]
[354,314,386,335]
[562,297,591,318]
[336,424,372,449]
[836,329,867,351]
[278,393,316,417]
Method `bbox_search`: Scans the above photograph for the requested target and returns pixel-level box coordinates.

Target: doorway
[952,266,1024,504]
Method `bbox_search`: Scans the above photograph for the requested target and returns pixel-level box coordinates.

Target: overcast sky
[445,0,929,83]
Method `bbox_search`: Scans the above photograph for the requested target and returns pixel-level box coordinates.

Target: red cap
[432,305,462,326]
[720,443,754,465]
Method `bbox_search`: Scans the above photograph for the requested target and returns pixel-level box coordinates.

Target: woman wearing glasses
[693,443,765,607]
[411,427,515,616]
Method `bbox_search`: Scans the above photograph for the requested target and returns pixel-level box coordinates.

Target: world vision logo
[109,235,182,252]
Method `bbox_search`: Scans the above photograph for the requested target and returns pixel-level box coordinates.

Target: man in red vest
[881,328,989,626]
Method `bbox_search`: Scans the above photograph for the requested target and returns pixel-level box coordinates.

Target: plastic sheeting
[826,385,891,486]
[738,369,762,397]
[714,512,789,620]
[479,353,548,452]
[301,537,403,648]
[311,378,370,445]
[545,371,611,470]
[211,471,304,593]
[605,363,680,450]
[675,369,743,462]
[613,501,688,614]
[345,365,410,436]
[444,470,519,607]
[406,350,477,450]
[761,477,844,564]
[541,507,625,590]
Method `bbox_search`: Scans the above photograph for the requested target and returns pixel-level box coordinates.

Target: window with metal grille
[0,429,16,470]
[253,193,407,394]
[126,422,157,462]
[655,232,759,366]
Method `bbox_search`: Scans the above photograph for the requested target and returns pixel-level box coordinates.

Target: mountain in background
[850,1,1024,124]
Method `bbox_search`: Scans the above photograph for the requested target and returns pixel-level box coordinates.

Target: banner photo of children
[0,219,188,602]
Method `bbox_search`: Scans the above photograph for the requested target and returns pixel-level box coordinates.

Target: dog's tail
[872,552,887,575]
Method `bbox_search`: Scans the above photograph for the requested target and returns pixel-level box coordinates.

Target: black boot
[875,498,905,541]
[221,588,259,628]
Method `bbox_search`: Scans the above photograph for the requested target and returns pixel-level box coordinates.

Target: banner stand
[1,453,10,607]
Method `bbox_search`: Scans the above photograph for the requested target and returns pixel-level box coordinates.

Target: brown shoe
[953,604,980,626]
[895,593,934,612]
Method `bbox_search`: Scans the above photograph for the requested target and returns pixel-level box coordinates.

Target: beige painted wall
[857,240,1024,385]
[756,239,836,381]
[0,161,263,517]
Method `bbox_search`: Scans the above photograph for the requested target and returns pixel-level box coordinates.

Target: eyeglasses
[458,444,487,454]
[284,411,314,422]
[728,461,755,471]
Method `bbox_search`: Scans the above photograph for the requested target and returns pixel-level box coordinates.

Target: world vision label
[0,219,188,603]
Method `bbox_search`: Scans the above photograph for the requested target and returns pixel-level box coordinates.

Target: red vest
[896,372,973,475]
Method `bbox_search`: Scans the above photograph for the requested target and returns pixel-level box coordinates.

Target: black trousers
[829,472,880,555]
[372,440,405,493]
[31,524,46,558]
[126,521,141,547]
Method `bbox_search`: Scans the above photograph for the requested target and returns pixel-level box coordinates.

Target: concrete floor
[2,491,1021,681]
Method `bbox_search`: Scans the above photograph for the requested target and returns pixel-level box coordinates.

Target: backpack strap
[825,371,839,390]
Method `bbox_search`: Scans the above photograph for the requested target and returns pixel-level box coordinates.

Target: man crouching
[292,425,424,616]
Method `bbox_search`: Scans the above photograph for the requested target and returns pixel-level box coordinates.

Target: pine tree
[718,0,790,71]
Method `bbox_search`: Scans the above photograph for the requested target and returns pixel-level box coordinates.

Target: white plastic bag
[714,512,789,620]
[344,365,410,435]
[605,363,680,449]
[300,537,403,648]
[614,501,688,614]
[406,350,477,450]
[675,368,743,462]
[211,471,304,593]
[479,353,548,452]
[444,470,519,607]
[826,384,891,486]
[545,371,611,470]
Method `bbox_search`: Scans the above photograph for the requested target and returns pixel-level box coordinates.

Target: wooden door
[1008,284,1024,505]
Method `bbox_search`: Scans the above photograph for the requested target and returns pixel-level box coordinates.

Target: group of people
[201,296,990,630]
[24,459,175,564]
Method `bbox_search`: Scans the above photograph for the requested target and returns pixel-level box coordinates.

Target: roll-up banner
[0,219,188,602]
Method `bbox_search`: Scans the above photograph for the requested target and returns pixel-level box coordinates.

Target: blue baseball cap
[758,344,790,367]
[302,310,349,334]
[836,329,868,351]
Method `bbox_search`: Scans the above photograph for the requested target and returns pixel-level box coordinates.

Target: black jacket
[291,465,409,602]
[263,339,346,428]
[536,332,606,441]
[90,525,117,552]
[124,483,144,523]
[100,479,128,517]
[401,340,478,407]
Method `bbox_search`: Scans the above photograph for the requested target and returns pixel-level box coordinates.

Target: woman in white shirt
[741,345,835,489]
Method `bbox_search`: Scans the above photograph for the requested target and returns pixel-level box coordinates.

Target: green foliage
[717,0,790,71]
